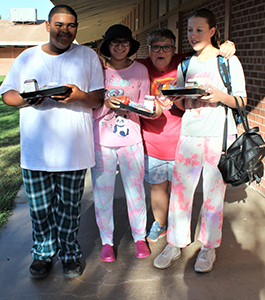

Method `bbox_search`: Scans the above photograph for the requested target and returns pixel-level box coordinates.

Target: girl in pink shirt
[92,24,162,262]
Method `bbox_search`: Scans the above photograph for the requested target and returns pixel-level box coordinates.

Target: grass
[0,76,23,228]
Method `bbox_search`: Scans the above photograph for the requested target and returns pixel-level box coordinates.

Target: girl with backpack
[154,8,247,272]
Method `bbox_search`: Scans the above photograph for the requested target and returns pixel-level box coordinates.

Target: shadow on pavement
[0,169,265,299]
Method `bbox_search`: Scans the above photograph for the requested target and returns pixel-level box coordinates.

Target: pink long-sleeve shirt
[93,61,150,147]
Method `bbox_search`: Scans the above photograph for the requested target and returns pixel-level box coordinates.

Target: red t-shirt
[137,53,191,160]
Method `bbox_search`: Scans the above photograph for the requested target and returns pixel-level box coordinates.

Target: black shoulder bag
[218,96,265,187]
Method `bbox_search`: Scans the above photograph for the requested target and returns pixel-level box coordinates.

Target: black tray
[162,88,209,98]
[20,86,72,99]
[120,102,152,117]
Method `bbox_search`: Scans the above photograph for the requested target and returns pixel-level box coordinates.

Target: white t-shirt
[0,44,104,171]
[177,55,247,137]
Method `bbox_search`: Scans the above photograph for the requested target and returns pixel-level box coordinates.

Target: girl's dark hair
[48,5,78,23]
[189,8,220,48]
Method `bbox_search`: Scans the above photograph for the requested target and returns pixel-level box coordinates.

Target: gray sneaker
[154,244,181,269]
[194,246,216,273]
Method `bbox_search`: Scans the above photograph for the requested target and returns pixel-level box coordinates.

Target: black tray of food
[162,88,209,98]
[120,102,153,117]
[20,86,72,99]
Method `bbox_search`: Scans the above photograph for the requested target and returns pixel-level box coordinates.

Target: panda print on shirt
[113,114,129,137]
[101,88,130,138]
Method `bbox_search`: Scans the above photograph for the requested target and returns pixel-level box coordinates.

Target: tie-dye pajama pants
[167,134,234,249]
[91,142,147,246]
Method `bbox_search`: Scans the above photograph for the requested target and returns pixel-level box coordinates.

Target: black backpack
[181,56,265,186]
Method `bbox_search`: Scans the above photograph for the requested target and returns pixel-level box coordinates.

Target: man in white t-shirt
[0,5,104,279]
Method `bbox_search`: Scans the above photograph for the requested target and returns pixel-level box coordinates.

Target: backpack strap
[181,56,192,82]
[217,55,242,124]
[218,55,232,95]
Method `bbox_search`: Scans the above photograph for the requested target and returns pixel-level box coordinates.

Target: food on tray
[144,96,155,113]
[119,95,154,116]
[129,102,151,113]
[162,78,206,89]
[119,96,130,105]
[23,79,39,93]
[162,81,208,98]
[162,83,176,90]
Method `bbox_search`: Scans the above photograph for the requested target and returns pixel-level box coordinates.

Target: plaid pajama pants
[22,168,87,263]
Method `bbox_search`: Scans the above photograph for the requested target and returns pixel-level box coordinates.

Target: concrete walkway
[1,169,265,300]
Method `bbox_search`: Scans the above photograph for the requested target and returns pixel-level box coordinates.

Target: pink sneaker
[100,244,115,262]
[135,241,151,258]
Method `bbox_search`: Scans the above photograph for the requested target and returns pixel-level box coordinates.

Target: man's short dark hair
[48,5,78,23]
[147,28,176,46]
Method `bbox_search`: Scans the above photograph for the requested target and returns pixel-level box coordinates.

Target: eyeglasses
[110,40,131,47]
[149,45,175,53]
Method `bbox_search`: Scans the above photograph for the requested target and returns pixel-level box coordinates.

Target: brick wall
[181,0,226,53]
[179,0,265,194]
[0,47,25,59]
[0,47,26,75]
[135,25,159,58]
[0,59,15,76]
[231,0,265,193]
